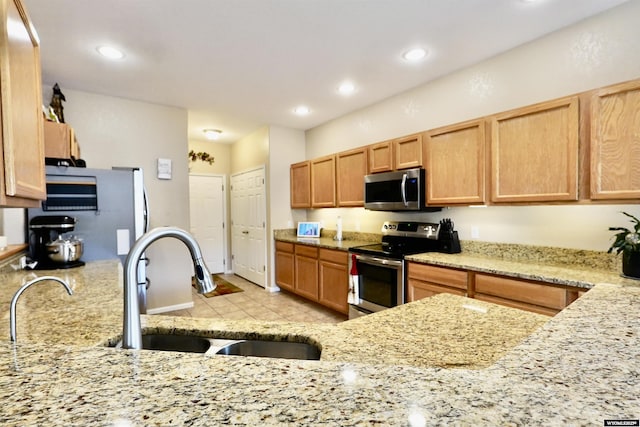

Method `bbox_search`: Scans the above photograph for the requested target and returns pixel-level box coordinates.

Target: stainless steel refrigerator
[27,165,150,309]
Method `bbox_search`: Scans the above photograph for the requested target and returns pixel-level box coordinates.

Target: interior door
[230,166,266,287]
[189,174,226,273]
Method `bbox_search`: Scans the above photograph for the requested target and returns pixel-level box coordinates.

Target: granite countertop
[0,259,639,425]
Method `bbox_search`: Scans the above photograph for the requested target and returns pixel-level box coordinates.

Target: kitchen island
[0,259,639,425]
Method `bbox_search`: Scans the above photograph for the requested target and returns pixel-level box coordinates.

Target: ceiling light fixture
[203,129,222,140]
[338,82,355,96]
[97,45,125,60]
[402,47,427,62]
[293,105,310,116]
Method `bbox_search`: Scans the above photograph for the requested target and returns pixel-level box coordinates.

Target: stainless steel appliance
[27,166,150,308]
[348,220,460,319]
[364,168,440,212]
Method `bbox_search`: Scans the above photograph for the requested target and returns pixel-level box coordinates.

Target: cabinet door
[394,133,422,170]
[590,80,640,200]
[490,96,579,202]
[0,0,45,207]
[368,140,393,173]
[336,147,367,207]
[290,161,310,208]
[275,242,295,292]
[426,120,486,205]
[294,245,318,300]
[310,155,336,208]
[318,249,348,314]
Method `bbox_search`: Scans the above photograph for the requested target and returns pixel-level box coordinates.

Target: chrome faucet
[122,226,216,349]
[10,276,73,342]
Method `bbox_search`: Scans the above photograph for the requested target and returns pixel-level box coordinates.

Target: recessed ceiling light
[97,45,125,60]
[293,105,310,116]
[402,47,428,62]
[203,129,222,140]
[338,81,355,96]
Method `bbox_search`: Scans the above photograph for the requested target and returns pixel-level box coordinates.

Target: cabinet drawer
[474,274,567,310]
[319,248,347,264]
[407,279,466,302]
[407,263,467,290]
[473,294,558,316]
[275,241,294,253]
[295,244,318,258]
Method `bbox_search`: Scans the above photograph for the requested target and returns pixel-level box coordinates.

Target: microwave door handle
[401,173,408,206]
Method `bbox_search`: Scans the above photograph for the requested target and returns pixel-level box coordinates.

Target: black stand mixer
[28,215,85,270]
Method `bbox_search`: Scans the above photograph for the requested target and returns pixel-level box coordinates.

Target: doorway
[230,166,267,288]
[189,174,227,274]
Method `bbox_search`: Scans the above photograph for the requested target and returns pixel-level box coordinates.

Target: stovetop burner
[349,220,461,259]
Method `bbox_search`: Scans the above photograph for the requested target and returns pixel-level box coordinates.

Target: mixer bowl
[46,236,83,263]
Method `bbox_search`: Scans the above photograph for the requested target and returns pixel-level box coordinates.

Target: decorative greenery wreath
[188,150,215,165]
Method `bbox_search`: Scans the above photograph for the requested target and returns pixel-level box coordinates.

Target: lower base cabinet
[274,241,349,315]
[407,261,581,316]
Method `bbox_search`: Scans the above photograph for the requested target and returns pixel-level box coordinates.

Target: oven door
[351,253,404,313]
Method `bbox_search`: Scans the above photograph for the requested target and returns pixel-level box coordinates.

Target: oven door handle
[353,253,403,267]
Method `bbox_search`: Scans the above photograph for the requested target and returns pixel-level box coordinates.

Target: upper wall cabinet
[490,96,580,203]
[290,160,311,208]
[311,155,336,208]
[368,140,393,173]
[590,80,640,200]
[0,0,46,207]
[425,119,486,205]
[336,147,368,207]
[394,133,423,170]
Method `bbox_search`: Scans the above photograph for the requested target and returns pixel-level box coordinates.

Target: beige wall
[267,125,305,288]
[305,1,640,251]
[188,140,231,175]
[47,87,195,312]
[231,126,269,174]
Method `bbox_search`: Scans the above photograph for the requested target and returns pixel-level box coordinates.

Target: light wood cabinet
[275,241,295,292]
[0,0,46,207]
[336,147,367,207]
[590,79,640,200]
[368,140,393,173]
[275,241,350,314]
[472,273,579,316]
[394,133,423,170]
[426,119,486,205]
[407,262,468,302]
[290,161,311,208]
[43,121,80,159]
[294,244,319,300]
[310,155,336,208]
[490,96,580,203]
[318,248,349,314]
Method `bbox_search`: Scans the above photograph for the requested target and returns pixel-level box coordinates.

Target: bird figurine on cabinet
[49,83,66,123]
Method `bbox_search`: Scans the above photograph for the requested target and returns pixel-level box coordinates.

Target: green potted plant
[608,211,640,279]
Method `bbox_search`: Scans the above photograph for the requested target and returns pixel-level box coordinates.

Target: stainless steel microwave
[364,168,437,211]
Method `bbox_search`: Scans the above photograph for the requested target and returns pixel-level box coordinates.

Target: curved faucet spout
[10,276,73,342]
[122,226,216,349]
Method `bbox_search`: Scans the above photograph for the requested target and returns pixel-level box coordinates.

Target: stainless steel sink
[140,333,212,353]
[112,333,321,360]
[215,340,321,360]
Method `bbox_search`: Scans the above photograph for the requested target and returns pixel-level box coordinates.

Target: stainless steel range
[347,220,460,319]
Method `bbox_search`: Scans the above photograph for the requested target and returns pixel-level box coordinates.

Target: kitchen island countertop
[0,260,639,425]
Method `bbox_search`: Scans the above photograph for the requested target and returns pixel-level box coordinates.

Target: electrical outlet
[471,226,480,239]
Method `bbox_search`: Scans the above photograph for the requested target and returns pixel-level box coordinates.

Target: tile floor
[163,274,347,324]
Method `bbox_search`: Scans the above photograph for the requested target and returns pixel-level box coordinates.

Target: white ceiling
[24,0,628,144]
